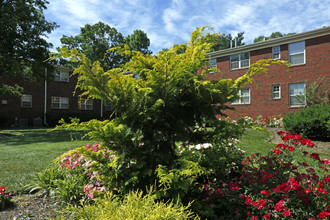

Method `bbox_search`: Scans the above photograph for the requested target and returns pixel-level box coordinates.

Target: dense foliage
[197,131,329,219]
[51,26,285,196]
[283,104,330,140]
[60,22,151,70]
[253,32,296,43]
[54,189,199,220]
[0,0,58,95]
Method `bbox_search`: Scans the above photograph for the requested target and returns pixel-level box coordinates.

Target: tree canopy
[60,22,151,71]
[211,32,245,51]
[253,31,296,43]
[0,0,58,95]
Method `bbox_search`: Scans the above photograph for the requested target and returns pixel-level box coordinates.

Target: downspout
[100,99,103,119]
[44,67,48,126]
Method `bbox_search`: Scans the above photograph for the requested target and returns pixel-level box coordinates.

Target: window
[272,85,281,99]
[272,46,280,59]
[289,41,305,65]
[231,88,250,104]
[78,98,93,110]
[51,97,69,109]
[54,70,70,82]
[289,83,305,106]
[208,58,217,68]
[21,94,32,108]
[105,103,113,111]
[230,52,250,69]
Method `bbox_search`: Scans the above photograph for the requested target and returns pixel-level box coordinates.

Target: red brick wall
[206,35,330,119]
[0,73,105,127]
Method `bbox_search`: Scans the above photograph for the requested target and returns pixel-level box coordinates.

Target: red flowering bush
[0,186,14,210]
[193,131,329,219]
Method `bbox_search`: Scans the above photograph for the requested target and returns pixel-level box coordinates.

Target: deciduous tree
[0,0,57,95]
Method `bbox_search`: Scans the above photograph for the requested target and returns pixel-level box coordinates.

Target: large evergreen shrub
[283,104,330,140]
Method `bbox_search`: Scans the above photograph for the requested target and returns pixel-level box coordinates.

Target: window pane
[241,88,249,96]
[231,55,239,62]
[273,53,280,59]
[289,83,304,95]
[61,103,69,109]
[208,59,217,68]
[61,98,69,104]
[289,41,305,54]
[52,97,59,102]
[241,60,249,68]
[289,83,305,106]
[52,103,59,108]
[273,46,280,53]
[240,53,249,60]
[241,97,250,103]
[290,53,304,65]
[230,62,239,69]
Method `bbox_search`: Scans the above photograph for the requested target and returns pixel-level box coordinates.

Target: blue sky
[44,0,330,54]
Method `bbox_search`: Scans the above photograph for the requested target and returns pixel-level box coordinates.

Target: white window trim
[21,94,32,108]
[231,88,250,105]
[289,41,306,66]
[272,85,281,99]
[289,83,305,107]
[54,70,70,82]
[51,96,69,109]
[230,52,250,70]
[78,98,93,110]
[272,46,281,59]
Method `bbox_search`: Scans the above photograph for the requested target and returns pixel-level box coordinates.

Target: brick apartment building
[0,65,112,127]
[1,27,329,127]
[205,26,330,119]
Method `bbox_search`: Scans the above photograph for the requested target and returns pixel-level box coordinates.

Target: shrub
[194,131,330,219]
[53,189,200,220]
[283,104,330,140]
[30,143,115,205]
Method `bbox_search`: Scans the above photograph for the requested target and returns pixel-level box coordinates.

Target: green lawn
[0,128,91,191]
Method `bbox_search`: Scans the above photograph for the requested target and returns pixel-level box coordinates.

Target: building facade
[205,26,330,119]
[0,66,112,127]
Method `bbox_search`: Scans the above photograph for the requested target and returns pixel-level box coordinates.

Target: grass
[237,128,275,156]
[238,128,330,175]
[0,128,91,191]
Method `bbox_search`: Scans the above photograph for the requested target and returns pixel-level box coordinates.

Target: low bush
[193,131,329,219]
[30,143,115,206]
[283,104,330,140]
[53,189,200,220]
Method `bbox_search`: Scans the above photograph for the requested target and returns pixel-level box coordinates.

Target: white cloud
[44,0,330,53]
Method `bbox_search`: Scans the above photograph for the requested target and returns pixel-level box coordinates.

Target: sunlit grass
[0,128,91,191]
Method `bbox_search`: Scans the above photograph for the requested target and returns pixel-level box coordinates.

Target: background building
[205,26,329,119]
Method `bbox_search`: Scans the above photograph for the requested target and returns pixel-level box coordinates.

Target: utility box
[20,119,28,128]
[33,118,42,127]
